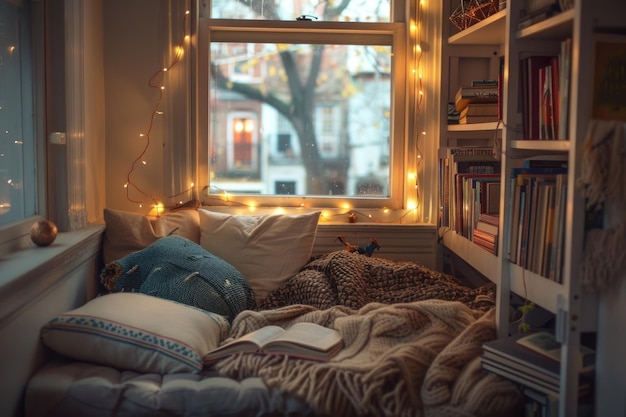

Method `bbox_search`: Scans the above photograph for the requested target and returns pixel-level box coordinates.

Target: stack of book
[454,80,499,122]
[482,331,595,400]
[473,213,499,255]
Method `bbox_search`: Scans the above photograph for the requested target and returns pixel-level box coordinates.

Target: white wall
[103,0,165,214]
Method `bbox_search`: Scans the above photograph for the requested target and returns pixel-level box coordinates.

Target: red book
[523,55,555,140]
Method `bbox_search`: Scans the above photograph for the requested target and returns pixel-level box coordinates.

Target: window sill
[0,224,105,322]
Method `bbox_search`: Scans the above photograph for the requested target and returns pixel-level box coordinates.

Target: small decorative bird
[336,235,381,257]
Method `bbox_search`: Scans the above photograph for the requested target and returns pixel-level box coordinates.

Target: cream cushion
[41,293,229,374]
[198,209,320,303]
[102,208,200,263]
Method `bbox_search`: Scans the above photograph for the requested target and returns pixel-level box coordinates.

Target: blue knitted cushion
[100,236,255,320]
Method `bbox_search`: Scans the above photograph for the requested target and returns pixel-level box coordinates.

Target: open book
[203,322,343,364]
[515,331,595,373]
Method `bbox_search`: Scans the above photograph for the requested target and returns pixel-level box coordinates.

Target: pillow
[100,236,255,320]
[102,208,158,264]
[41,293,230,374]
[153,209,201,243]
[102,208,201,264]
[198,209,320,303]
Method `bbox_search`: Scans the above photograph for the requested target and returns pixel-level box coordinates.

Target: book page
[204,325,284,360]
[516,332,561,361]
[263,322,343,353]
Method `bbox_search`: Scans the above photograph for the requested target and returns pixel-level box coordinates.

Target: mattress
[24,360,317,417]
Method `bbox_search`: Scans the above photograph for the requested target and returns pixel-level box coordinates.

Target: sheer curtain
[160,0,197,208]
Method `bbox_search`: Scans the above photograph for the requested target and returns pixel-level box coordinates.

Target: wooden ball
[30,220,58,247]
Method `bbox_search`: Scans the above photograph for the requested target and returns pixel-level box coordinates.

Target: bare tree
[210,0,353,194]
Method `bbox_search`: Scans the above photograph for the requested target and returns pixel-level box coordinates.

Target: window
[199,0,410,208]
[0,0,43,242]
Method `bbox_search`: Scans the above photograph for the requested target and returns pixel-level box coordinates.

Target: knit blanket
[214,302,521,417]
[214,252,521,417]
[257,250,496,312]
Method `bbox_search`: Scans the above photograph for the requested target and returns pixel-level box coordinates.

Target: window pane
[210,0,390,22]
[209,42,392,197]
[0,0,37,226]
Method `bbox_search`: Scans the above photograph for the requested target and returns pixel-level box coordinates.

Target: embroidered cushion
[41,293,229,373]
[100,236,255,320]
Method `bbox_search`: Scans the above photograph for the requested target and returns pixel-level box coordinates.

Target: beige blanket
[215,301,522,417]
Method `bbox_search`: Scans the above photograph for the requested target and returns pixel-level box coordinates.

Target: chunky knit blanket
[214,252,521,417]
[257,250,496,312]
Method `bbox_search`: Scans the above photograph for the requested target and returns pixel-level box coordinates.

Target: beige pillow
[102,208,201,263]
[102,208,158,264]
[41,293,229,374]
[198,209,320,303]
[153,209,201,243]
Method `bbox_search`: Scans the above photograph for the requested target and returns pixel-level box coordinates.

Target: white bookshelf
[437,1,624,415]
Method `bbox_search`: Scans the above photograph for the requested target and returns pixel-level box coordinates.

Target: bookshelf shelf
[508,263,563,313]
[449,9,506,45]
[448,121,501,132]
[510,139,570,152]
[516,9,575,40]
[439,228,500,281]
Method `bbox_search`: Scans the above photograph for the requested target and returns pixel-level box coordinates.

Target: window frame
[197,10,412,209]
[0,0,46,255]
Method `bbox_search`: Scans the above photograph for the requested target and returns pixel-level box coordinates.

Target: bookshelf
[437,0,624,416]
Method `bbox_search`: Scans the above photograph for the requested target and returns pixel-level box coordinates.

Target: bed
[24,208,522,417]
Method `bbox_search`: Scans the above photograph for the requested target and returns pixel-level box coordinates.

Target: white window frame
[196,5,411,209]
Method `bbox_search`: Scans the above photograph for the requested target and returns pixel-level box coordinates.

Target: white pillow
[41,293,229,374]
[198,209,320,303]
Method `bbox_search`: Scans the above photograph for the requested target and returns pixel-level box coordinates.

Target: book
[476,219,498,235]
[459,102,499,118]
[558,38,572,139]
[522,387,559,417]
[482,332,595,394]
[471,79,498,86]
[203,322,344,363]
[479,212,500,226]
[521,55,556,140]
[515,331,595,372]
[454,86,499,112]
[459,115,499,124]
[518,3,560,29]
[481,357,561,396]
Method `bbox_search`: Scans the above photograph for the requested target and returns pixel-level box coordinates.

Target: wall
[84,0,107,223]
[596,269,626,416]
[0,227,102,417]
[103,0,165,214]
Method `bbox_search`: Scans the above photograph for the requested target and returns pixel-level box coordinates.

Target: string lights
[408,0,425,220]
[123,2,427,223]
[124,7,193,212]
